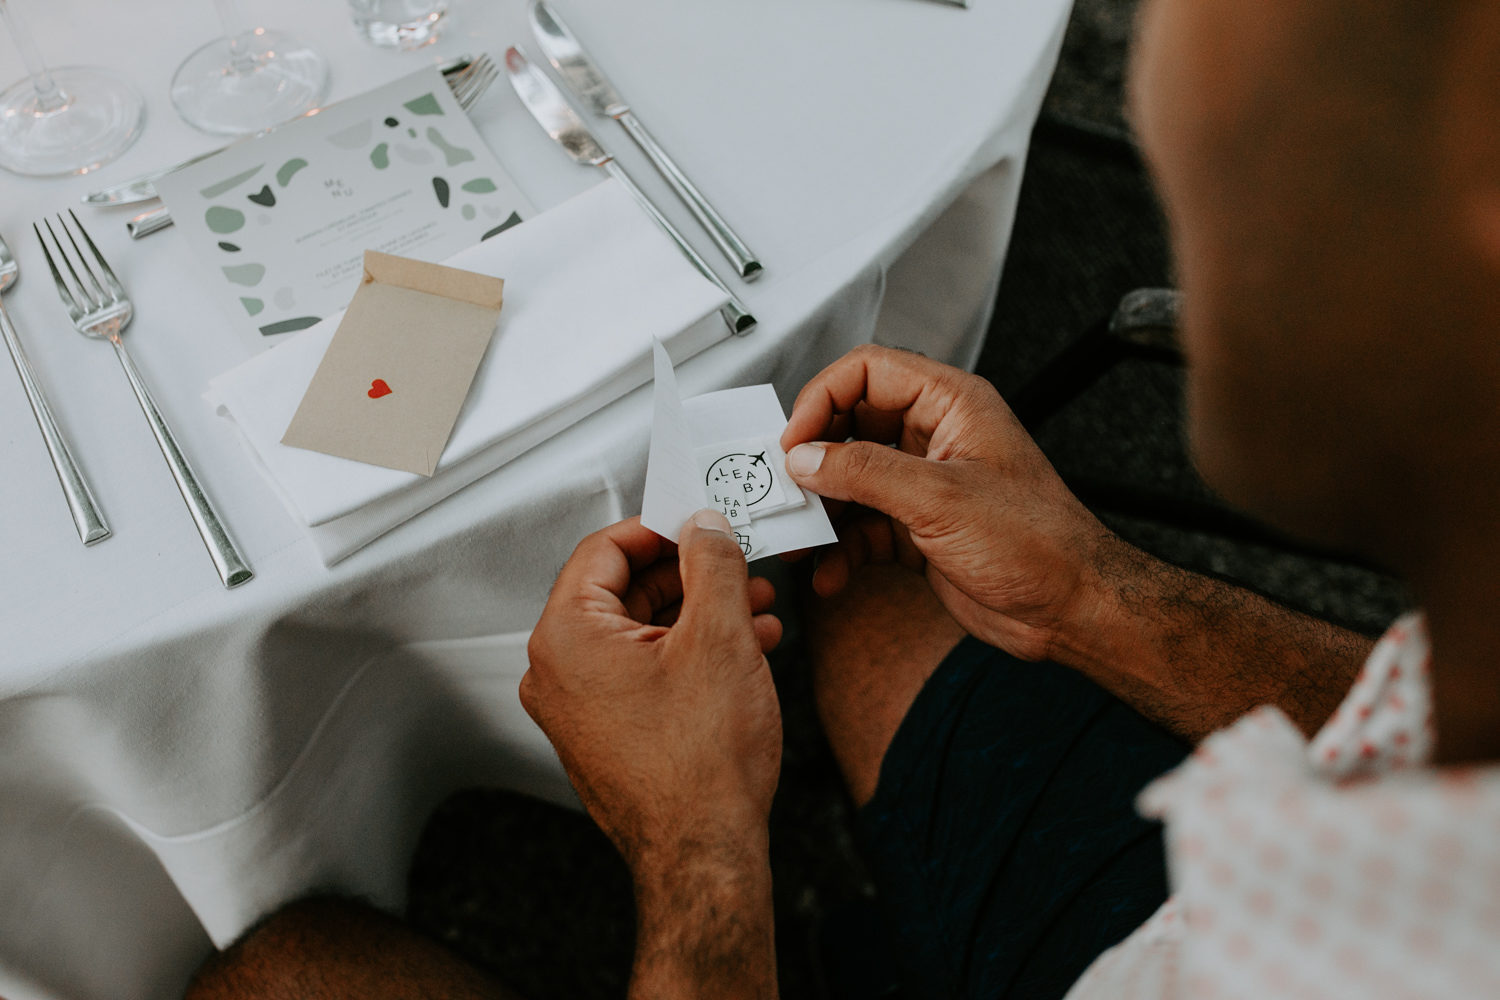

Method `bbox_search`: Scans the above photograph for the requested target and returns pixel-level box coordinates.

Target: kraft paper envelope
[281,251,504,476]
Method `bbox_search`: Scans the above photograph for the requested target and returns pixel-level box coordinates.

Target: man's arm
[782,345,1372,742]
[1063,532,1372,740]
[630,846,776,998]
[523,513,783,999]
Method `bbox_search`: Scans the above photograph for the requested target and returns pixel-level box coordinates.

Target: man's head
[1129,0,1500,570]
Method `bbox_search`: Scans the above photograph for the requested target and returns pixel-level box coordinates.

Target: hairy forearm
[1055,532,1375,742]
[628,844,778,1000]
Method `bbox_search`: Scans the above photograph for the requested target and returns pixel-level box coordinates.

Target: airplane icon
[750,451,767,466]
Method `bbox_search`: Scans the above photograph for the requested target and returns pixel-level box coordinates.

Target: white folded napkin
[209,179,730,564]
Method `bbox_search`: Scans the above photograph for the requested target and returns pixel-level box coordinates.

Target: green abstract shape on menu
[426,127,474,167]
[403,92,444,116]
[408,127,417,138]
[276,158,309,186]
[222,263,266,286]
[260,316,322,336]
[205,206,245,233]
[481,212,522,241]
[461,178,497,194]
[432,176,450,208]
[218,241,241,252]
[247,185,276,207]
[199,164,264,198]
[369,143,390,169]
[461,204,476,220]
[240,297,264,316]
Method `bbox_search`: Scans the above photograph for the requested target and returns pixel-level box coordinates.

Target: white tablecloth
[0,0,1070,996]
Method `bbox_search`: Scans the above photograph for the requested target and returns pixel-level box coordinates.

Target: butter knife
[529,2,762,282]
[81,150,224,207]
[505,46,755,335]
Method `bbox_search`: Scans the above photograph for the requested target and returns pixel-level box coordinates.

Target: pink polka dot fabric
[1065,612,1500,1000]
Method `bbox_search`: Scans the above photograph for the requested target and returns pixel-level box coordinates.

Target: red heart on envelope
[368,378,393,399]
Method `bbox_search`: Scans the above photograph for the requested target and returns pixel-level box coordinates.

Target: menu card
[158,66,533,348]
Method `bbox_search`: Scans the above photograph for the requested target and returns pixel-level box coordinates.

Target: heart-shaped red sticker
[368,378,392,399]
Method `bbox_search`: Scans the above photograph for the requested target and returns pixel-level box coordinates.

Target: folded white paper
[209,180,730,563]
[642,341,836,559]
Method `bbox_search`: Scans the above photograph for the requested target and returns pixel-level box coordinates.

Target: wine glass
[0,0,145,177]
[170,0,329,136]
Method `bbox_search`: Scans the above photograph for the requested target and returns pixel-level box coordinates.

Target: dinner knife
[529,1,762,282]
[505,46,755,336]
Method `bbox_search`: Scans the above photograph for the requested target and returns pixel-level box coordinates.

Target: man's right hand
[782,344,1374,742]
[781,344,1112,664]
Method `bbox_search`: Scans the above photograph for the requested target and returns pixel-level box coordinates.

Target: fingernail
[690,509,732,535]
[788,443,825,477]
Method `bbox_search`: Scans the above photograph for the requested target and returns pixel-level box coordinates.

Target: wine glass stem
[211,0,257,74]
[0,0,66,112]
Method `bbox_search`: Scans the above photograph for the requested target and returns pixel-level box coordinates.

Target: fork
[123,54,502,238]
[447,52,500,111]
[36,211,252,588]
[0,232,112,545]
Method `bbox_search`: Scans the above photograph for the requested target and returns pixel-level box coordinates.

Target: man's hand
[781,345,1373,741]
[780,344,1111,663]
[523,512,781,998]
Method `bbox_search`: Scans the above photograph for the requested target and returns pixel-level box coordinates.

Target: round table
[0,0,1069,996]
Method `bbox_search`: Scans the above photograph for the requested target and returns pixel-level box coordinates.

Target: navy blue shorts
[855,637,1191,1000]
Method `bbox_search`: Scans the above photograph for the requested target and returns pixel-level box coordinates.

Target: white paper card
[641,341,837,559]
[640,340,704,538]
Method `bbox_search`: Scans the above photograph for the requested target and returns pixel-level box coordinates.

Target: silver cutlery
[81,148,222,209]
[87,53,489,209]
[126,206,175,241]
[505,47,755,336]
[530,1,762,281]
[0,232,111,545]
[36,212,252,588]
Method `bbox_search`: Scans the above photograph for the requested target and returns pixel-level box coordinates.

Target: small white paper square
[700,441,785,513]
[704,473,753,526]
[696,437,809,525]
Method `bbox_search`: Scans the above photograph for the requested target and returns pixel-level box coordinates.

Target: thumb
[785,440,943,525]
[675,509,753,636]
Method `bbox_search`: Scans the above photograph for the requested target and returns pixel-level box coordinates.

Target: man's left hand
[523,512,783,998]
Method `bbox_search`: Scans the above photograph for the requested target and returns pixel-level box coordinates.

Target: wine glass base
[0,67,145,177]
[171,30,329,136]
[352,1,449,50]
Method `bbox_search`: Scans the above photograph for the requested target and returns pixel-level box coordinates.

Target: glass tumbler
[348,0,449,50]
